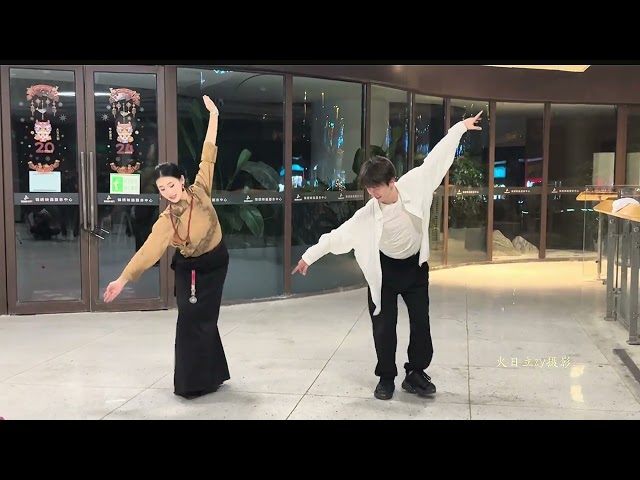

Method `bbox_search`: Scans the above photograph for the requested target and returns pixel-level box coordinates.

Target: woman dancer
[104,95,229,400]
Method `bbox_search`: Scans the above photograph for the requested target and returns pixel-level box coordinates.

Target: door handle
[89,151,96,231]
[80,151,88,230]
[86,151,109,240]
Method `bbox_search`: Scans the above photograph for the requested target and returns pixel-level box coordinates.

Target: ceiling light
[485,65,590,73]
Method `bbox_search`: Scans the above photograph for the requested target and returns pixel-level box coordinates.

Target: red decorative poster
[107,87,142,174]
[25,84,62,174]
[27,84,60,119]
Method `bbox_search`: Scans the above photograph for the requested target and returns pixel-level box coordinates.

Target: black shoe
[402,370,436,397]
[374,378,395,400]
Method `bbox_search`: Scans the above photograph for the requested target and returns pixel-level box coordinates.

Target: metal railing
[593,186,640,346]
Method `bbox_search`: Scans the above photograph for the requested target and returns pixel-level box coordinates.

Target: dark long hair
[153,162,189,186]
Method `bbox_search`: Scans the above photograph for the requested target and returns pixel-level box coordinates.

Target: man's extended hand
[463,111,483,130]
[292,259,309,276]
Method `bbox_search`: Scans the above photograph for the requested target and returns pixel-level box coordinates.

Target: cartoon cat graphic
[116,121,134,144]
[33,119,52,142]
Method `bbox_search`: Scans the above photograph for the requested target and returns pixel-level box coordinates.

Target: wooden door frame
[1,64,91,315]
[83,65,170,312]
[0,71,6,315]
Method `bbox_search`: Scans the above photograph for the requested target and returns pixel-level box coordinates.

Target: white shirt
[379,199,422,259]
[302,121,469,315]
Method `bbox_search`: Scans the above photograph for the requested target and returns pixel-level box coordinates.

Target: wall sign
[211,191,285,205]
[14,193,78,205]
[29,171,61,193]
[97,193,159,206]
[110,173,140,195]
[292,191,364,203]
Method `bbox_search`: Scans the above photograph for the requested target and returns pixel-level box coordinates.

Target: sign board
[97,193,159,206]
[292,191,364,203]
[29,171,61,193]
[210,191,284,205]
[207,190,365,205]
[110,173,140,195]
[14,193,78,205]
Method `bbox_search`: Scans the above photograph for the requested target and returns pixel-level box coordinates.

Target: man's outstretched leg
[367,285,399,400]
[400,261,436,397]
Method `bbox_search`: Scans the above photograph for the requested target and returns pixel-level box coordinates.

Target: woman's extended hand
[203,95,219,116]
[104,277,128,303]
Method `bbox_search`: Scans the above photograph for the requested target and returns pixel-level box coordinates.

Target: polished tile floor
[2,260,640,420]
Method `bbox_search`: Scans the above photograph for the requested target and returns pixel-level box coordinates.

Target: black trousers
[171,241,231,396]
[367,251,433,379]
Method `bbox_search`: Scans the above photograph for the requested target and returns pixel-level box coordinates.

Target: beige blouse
[120,142,222,282]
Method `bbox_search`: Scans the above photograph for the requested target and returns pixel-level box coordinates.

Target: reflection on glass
[93,72,161,300]
[292,77,363,192]
[291,202,365,294]
[546,196,599,258]
[625,107,640,184]
[492,102,544,260]
[547,104,616,255]
[549,104,616,187]
[415,94,445,262]
[414,94,445,173]
[493,195,541,260]
[291,76,364,294]
[447,99,490,265]
[177,68,285,300]
[449,99,491,188]
[370,85,409,178]
[429,187,445,266]
[494,102,544,188]
[9,68,82,302]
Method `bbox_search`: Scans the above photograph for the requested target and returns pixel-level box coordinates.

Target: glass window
[447,98,490,265]
[546,104,616,256]
[492,102,544,261]
[291,77,365,294]
[93,71,161,300]
[625,106,640,185]
[370,85,409,178]
[7,68,82,302]
[415,94,445,266]
[177,68,285,300]
[414,95,445,171]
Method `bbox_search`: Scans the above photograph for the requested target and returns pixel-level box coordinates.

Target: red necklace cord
[169,194,194,245]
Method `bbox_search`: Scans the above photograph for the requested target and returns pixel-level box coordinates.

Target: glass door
[0,74,8,315]
[1,66,90,314]
[1,65,170,314]
[84,66,169,311]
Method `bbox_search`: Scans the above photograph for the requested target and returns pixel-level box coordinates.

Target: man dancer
[292,111,483,400]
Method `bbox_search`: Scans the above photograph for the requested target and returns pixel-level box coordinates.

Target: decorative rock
[493,230,521,256]
[512,235,539,254]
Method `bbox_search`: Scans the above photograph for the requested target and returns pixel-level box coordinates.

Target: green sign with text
[110,173,140,195]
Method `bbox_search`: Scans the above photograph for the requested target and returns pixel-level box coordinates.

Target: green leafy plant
[444,150,488,253]
[177,98,280,238]
[448,153,486,228]
[352,125,406,183]
[217,148,279,238]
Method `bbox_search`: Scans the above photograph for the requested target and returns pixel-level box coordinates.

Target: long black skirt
[170,241,230,398]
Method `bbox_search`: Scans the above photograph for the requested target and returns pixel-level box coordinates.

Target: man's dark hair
[358,155,396,189]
